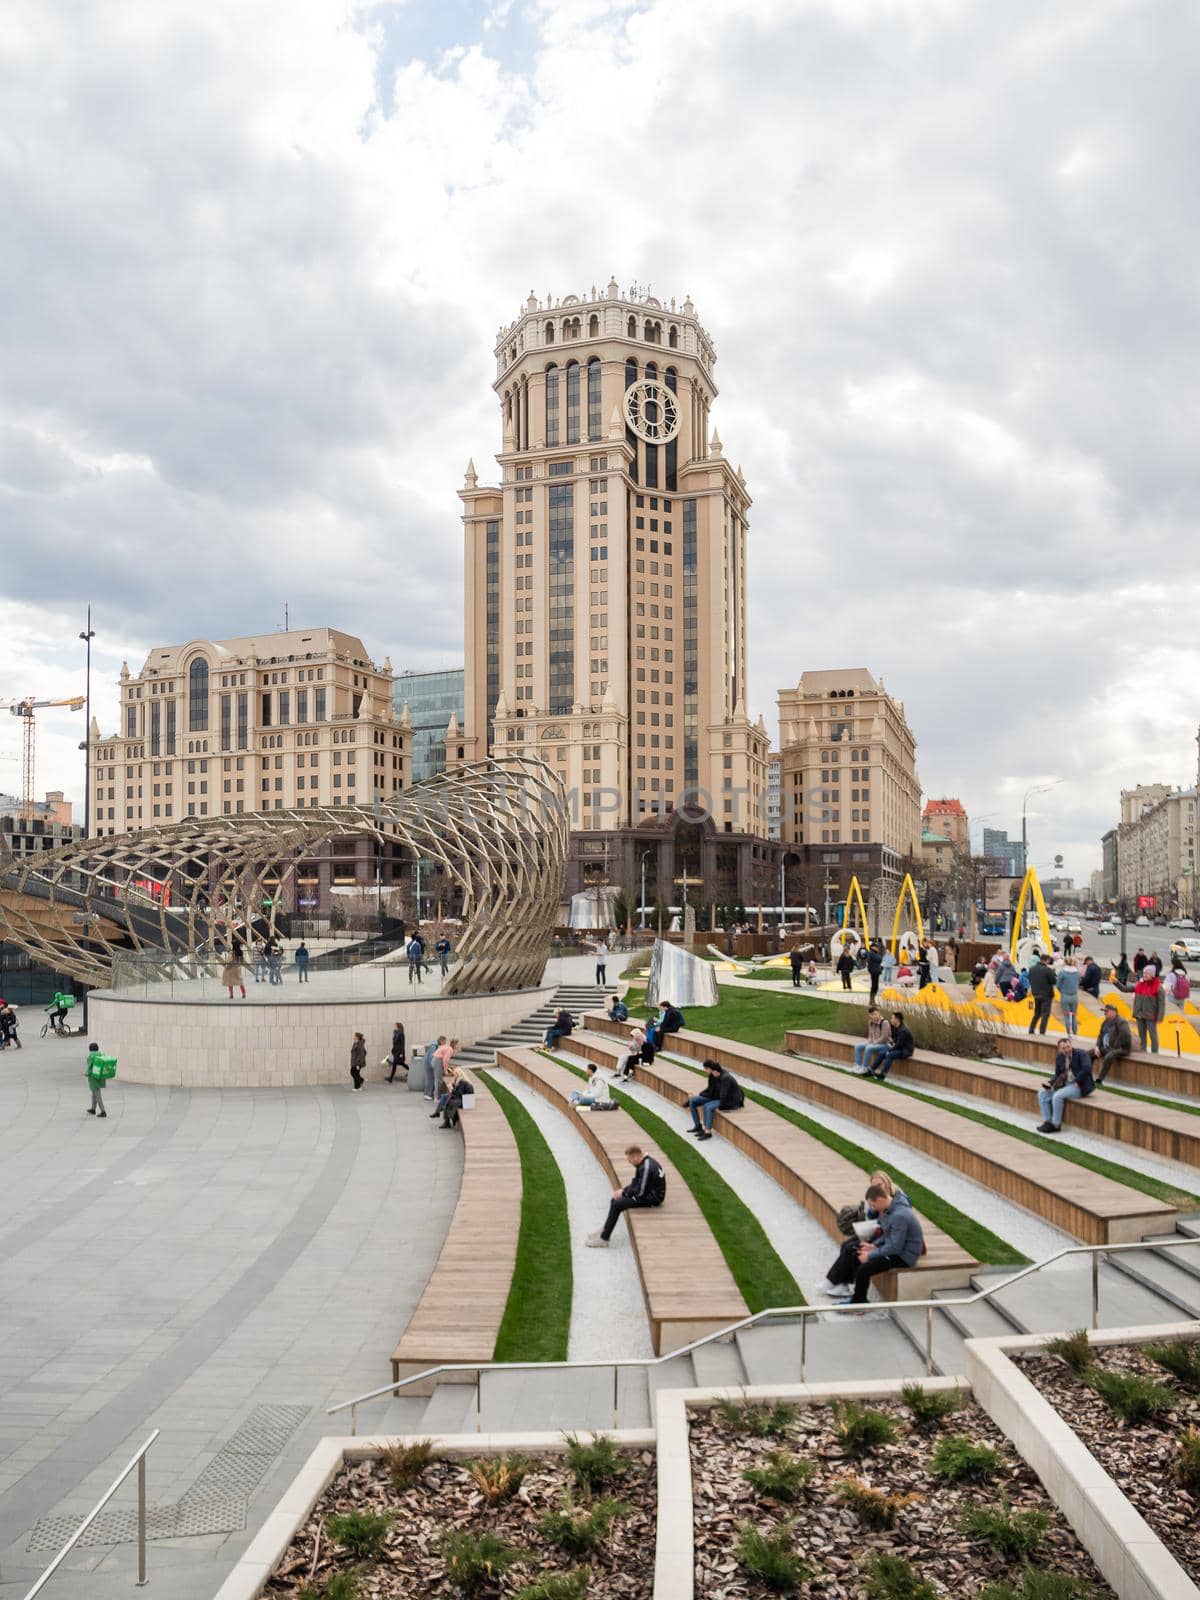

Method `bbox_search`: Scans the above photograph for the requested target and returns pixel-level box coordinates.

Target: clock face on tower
[622,379,680,444]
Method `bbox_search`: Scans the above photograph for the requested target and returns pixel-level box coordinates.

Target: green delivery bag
[89,1054,118,1081]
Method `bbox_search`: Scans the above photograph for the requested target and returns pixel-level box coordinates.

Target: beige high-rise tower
[458,280,769,909]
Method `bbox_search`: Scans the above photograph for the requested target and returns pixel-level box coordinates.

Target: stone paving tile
[0,1031,460,1597]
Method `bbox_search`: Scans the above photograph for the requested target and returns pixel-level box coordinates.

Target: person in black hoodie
[587,1145,666,1245]
[835,947,855,990]
[1027,953,1056,1035]
[685,1059,744,1141]
[866,942,884,1004]
[866,1013,914,1080]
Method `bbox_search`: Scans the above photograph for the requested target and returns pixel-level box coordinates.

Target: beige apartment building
[457,281,773,910]
[1116,784,1196,912]
[89,628,406,837]
[776,668,922,887]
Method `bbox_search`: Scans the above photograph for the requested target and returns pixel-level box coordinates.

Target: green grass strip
[479,1070,572,1363]
[787,1058,1200,1214]
[544,1052,804,1311]
[654,1052,1027,1267]
[622,983,844,1048]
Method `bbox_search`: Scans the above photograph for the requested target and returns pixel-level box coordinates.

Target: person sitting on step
[570,1061,613,1110]
[853,1008,892,1075]
[608,994,629,1024]
[647,1000,684,1050]
[440,1071,473,1130]
[1037,1036,1095,1132]
[587,1144,666,1246]
[544,1008,574,1051]
[1092,1004,1132,1085]
[865,1013,914,1080]
[847,1182,925,1305]
[685,1059,744,1141]
[620,1026,648,1079]
[822,1172,907,1299]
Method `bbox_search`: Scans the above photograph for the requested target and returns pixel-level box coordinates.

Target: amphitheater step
[645,1354,700,1408]
[456,986,616,1068]
[889,1304,968,1379]
[735,1315,919,1385]
[690,1337,749,1391]
[974,1257,1183,1336]
[1175,1214,1200,1241]
[1108,1244,1200,1319]
[372,1394,429,1436]
[931,1284,1018,1343]
[419,1382,479,1435]
[479,1365,629,1433]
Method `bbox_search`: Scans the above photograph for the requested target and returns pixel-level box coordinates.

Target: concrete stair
[455,985,615,1068]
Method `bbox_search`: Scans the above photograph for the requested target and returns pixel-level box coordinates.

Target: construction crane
[0,696,86,817]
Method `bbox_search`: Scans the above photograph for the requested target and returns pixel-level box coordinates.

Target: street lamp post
[77,609,96,1030]
[1021,780,1062,875]
[639,850,651,930]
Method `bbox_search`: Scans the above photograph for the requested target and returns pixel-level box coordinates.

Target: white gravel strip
[875,1064,1200,1196]
[557,1048,835,1302]
[490,1065,654,1362]
[656,1048,1068,1264]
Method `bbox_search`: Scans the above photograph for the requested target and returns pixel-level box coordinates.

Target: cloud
[2,0,1198,884]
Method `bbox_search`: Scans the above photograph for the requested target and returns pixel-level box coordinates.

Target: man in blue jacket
[1037,1037,1095,1131]
[850,1184,924,1302]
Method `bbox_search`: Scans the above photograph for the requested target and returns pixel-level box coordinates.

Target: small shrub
[512,1570,590,1600]
[468,1452,528,1505]
[382,1437,437,1491]
[833,1400,899,1459]
[742,1448,815,1502]
[716,1398,799,1437]
[298,1570,361,1600]
[957,1496,1050,1559]
[1145,1339,1200,1388]
[1086,1369,1175,1424]
[863,1552,939,1600]
[1173,1426,1200,1497]
[440,1529,527,1592]
[564,1433,624,1492]
[836,1475,921,1530]
[538,1495,629,1554]
[734,1520,810,1592]
[901,1382,964,1431]
[977,1571,1097,1600]
[324,1510,391,1560]
[929,1434,1003,1483]
[904,1009,999,1060]
[1043,1329,1093,1377]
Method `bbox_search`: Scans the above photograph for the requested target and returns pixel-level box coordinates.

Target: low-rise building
[0,790,83,861]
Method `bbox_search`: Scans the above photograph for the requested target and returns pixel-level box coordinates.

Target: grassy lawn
[545,1052,804,1312]
[621,982,855,1050]
[480,1070,573,1362]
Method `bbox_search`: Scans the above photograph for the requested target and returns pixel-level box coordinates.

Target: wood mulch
[263,1447,655,1598]
[1017,1343,1200,1579]
[690,1397,1113,1598]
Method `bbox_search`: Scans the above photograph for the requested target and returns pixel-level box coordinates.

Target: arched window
[646,362,657,381]
[588,313,599,337]
[587,358,602,440]
[544,321,555,344]
[566,361,580,443]
[188,657,209,732]
[668,324,679,349]
[645,320,661,344]
[545,363,559,445]
[627,315,637,338]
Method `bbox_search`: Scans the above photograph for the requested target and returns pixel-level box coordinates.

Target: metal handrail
[23,1429,159,1597]
[328,1237,1200,1434]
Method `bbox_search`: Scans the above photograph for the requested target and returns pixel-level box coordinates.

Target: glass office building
[391,668,465,785]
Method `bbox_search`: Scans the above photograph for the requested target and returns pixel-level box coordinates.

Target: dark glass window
[315,687,326,722]
[665,367,678,490]
[624,357,638,484]
[126,704,136,738]
[548,487,574,714]
[236,692,248,749]
[261,692,272,728]
[587,359,601,440]
[279,690,290,726]
[219,694,231,752]
[297,688,308,724]
[486,518,501,749]
[566,361,580,444]
[149,701,161,757]
[188,659,209,731]
[683,499,699,790]
[545,364,559,445]
[166,699,176,755]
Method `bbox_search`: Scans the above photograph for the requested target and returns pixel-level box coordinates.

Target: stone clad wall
[88,984,555,1087]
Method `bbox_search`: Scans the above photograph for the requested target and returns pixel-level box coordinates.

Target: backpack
[1173,970,1189,1001]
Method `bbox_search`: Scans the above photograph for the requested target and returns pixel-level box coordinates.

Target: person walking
[349,1031,366,1092]
[1133,964,1162,1054]
[0,999,20,1050]
[594,942,608,987]
[85,1042,116,1117]
[251,938,267,983]
[789,946,803,988]
[422,1036,443,1099]
[1170,959,1191,1005]
[866,942,883,1005]
[1037,1037,1095,1131]
[1132,947,1148,978]
[294,941,310,983]
[386,1020,406,1083]
[222,948,247,999]
[407,932,425,984]
[267,942,283,986]
[1092,1004,1133,1084]
[1056,956,1081,1035]
[587,1144,666,1246]
[835,946,855,991]
[435,935,451,977]
[1027,953,1055,1035]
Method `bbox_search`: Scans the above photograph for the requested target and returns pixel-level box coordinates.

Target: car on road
[1169,917,1196,930]
[1171,937,1200,962]
[1097,921,1117,935]
[1135,915,1150,926]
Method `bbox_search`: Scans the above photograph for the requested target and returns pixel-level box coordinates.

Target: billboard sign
[984,876,1022,914]
[1137,895,1157,911]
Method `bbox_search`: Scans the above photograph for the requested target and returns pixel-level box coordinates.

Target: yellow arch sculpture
[889,872,926,956]
[1008,865,1053,961]
[845,874,871,940]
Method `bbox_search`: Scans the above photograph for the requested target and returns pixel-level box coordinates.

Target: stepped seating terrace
[786,1028,1200,1169]
[584,1014,1177,1244]
[496,1046,748,1351]
[569,1029,979,1297]
[998,1030,1200,1098]
[391,1074,521,1392]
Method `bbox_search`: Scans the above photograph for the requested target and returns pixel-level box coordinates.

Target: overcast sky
[3,0,1198,884]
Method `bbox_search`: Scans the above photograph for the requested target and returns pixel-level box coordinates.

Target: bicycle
[40,1016,72,1039]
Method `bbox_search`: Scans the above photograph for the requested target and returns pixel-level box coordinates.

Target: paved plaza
[0,1031,460,1597]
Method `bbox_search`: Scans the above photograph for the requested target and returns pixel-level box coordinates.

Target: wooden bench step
[786,1028,1200,1170]
[497,1046,747,1352]
[570,1030,978,1298]
[999,1029,1200,1099]
[582,1014,1176,1246]
[391,1075,520,1393]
